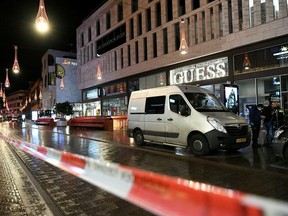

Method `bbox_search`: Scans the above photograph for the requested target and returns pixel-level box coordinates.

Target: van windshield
[184,92,228,112]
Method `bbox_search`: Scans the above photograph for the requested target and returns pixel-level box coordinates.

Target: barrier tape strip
[1,134,288,216]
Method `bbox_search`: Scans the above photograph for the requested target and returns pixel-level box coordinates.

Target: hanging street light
[96,54,102,80]
[5,68,10,88]
[0,83,2,98]
[12,45,20,73]
[39,88,42,99]
[35,0,49,33]
[179,19,189,55]
[243,53,251,70]
[34,90,38,100]
[60,78,64,89]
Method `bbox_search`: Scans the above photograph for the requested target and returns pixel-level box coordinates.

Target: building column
[254,0,261,26]
[266,0,274,22]
[221,0,229,36]
[231,0,240,32]
[279,0,288,18]
[205,8,212,41]
[213,4,220,39]
[242,0,250,30]
[197,12,203,43]
[190,15,196,45]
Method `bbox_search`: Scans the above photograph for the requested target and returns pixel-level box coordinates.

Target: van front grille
[225,125,249,136]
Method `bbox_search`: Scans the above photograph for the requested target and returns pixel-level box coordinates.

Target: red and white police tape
[1,134,288,216]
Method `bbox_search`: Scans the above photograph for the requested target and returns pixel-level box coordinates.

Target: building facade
[41,49,82,116]
[77,0,288,119]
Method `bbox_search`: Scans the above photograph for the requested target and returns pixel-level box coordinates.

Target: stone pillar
[231,0,240,32]
[221,0,229,36]
[266,0,274,22]
[242,0,250,30]
[254,0,261,26]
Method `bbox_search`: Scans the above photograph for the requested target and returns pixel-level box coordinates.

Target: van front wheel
[134,129,145,146]
[188,134,210,156]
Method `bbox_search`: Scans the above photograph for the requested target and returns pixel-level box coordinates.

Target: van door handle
[167,118,173,121]
[157,118,162,121]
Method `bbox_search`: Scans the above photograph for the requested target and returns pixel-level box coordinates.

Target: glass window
[106,12,111,30]
[130,18,134,40]
[178,0,186,16]
[137,13,142,36]
[96,21,100,36]
[166,0,173,21]
[234,44,288,74]
[163,28,168,54]
[174,22,180,51]
[145,96,165,114]
[88,27,91,42]
[169,94,191,116]
[131,0,138,13]
[155,2,161,27]
[102,97,127,116]
[118,1,123,22]
[153,33,157,58]
[146,8,151,32]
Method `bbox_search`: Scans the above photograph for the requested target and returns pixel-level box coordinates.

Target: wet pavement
[0,121,288,215]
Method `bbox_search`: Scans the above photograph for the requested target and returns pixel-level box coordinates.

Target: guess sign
[170,57,228,84]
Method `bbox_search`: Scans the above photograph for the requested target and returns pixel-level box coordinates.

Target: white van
[127,85,251,156]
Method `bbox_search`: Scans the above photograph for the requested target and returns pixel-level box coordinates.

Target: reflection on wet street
[3,121,288,202]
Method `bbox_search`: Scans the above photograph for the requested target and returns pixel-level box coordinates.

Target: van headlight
[207,116,227,133]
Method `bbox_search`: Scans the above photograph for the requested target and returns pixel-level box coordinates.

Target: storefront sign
[84,89,99,100]
[170,57,228,84]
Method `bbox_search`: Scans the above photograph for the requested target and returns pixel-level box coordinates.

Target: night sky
[0,0,105,94]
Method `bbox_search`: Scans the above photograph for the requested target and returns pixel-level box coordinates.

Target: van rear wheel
[134,129,145,146]
[188,134,210,156]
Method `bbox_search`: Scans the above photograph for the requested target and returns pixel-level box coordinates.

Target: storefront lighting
[179,19,188,55]
[243,53,251,70]
[35,0,49,33]
[12,46,20,73]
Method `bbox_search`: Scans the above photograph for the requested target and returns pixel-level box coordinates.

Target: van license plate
[236,138,246,143]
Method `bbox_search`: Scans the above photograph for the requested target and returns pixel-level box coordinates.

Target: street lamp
[96,54,102,80]
[35,0,49,33]
[12,45,20,73]
[5,68,10,88]
[179,19,188,55]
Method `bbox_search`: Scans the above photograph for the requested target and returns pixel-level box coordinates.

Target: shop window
[234,44,288,74]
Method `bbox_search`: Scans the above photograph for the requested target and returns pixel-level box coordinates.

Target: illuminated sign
[86,89,98,99]
[170,57,228,84]
[62,59,77,66]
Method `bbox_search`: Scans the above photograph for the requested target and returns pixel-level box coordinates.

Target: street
[1,121,288,215]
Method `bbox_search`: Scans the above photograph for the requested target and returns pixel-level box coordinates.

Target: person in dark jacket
[261,100,274,145]
[249,104,263,148]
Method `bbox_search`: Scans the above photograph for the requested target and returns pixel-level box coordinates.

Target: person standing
[249,104,263,148]
[261,100,274,146]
